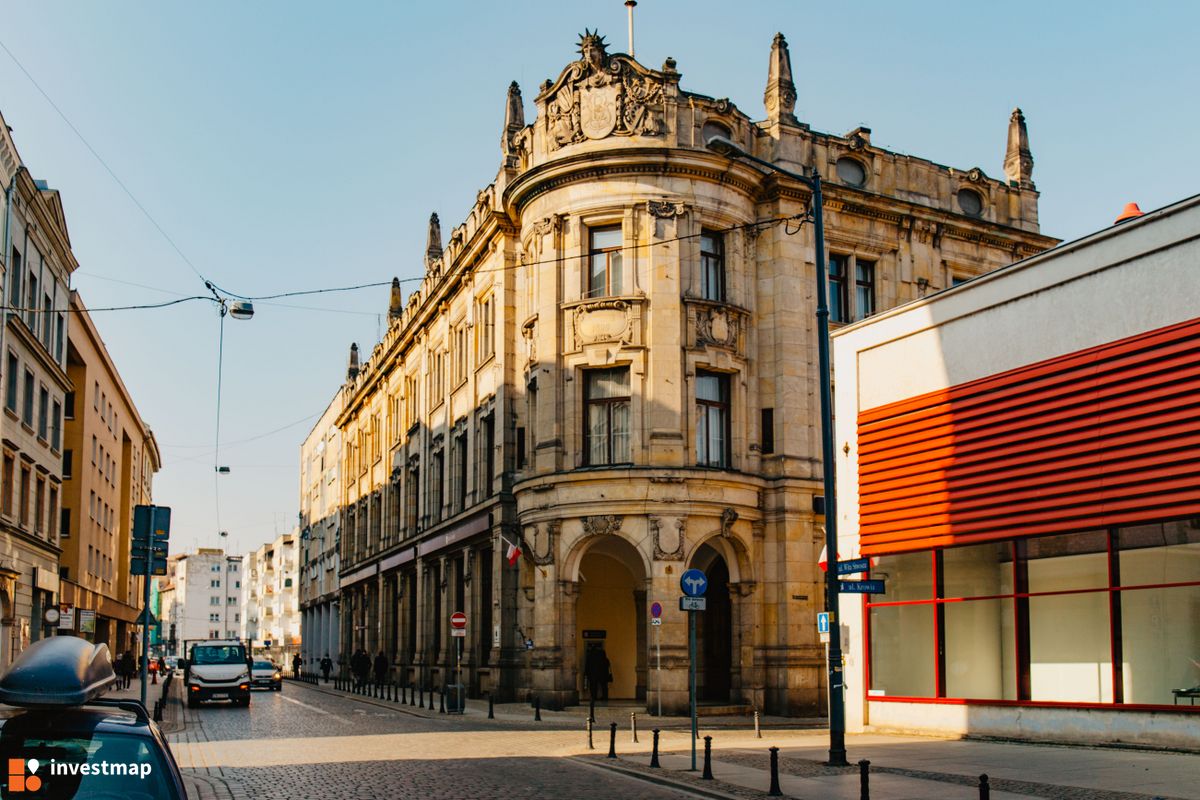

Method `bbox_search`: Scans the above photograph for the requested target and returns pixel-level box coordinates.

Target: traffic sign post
[449,612,467,713]
[679,569,706,771]
[650,602,663,717]
[133,504,170,707]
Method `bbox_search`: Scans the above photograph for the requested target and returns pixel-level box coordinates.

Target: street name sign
[838,580,885,594]
[679,596,707,612]
[836,558,870,575]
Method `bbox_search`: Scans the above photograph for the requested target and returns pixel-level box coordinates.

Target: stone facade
[330,31,1057,714]
[59,291,160,656]
[0,111,75,665]
[298,389,343,671]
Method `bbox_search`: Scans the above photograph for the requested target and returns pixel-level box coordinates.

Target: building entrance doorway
[691,543,732,703]
[575,536,646,701]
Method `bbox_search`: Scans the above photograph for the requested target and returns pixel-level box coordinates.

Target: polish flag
[505,539,522,566]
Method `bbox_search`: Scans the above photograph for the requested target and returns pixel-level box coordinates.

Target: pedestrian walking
[352,649,370,690]
[292,653,303,679]
[373,650,388,689]
[584,646,611,702]
[157,655,166,675]
[320,654,333,683]
[121,651,135,688]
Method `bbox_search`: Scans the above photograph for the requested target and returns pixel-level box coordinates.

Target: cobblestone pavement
[168,680,699,799]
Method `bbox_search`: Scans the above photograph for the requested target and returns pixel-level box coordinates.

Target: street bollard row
[768,746,782,796]
[702,736,713,779]
[754,709,762,738]
[859,759,870,800]
[607,722,617,759]
[488,692,495,719]
[650,729,661,768]
[587,718,593,750]
[534,694,542,722]
[630,711,638,743]
[979,774,990,800]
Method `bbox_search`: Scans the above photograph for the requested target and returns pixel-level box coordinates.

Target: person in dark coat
[584,646,610,701]
[119,651,136,689]
[292,653,303,678]
[320,654,333,683]
[352,649,370,690]
[373,651,389,689]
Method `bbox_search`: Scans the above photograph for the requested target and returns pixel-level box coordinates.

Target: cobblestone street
[166,681,699,799]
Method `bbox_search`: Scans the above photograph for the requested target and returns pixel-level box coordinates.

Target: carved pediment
[568,297,644,352]
[539,30,669,150]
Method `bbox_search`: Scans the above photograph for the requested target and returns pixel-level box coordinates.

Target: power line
[0,296,214,314]
[0,36,211,287]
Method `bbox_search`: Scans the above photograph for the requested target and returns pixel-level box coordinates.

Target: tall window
[18,466,30,527]
[587,226,623,298]
[700,230,725,302]
[5,352,17,412]
[828,254,849,323]
[453,431,468,513]
[55,314,64,363]
[856,259,876,318]
[48,486,57,540]
[22,370,34,426]
[479,412,495,498]
[405,464,419,533]
[830,253,876,322]
[429,449,444,525]
[35,477,45,535]
[1,454,13,517]
[584,368,631,465]
[476,294,495,362]
[8,248,21,306]
[695,371,730,467]
[37,387,48,440]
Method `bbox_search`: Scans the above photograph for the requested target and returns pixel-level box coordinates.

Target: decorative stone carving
[582,514,622,537]
[531,214,564,239]
[650,516,685,560]
[647,200,687,218]
[528,521,556,566]
[720,507,739,537]
[694,305,743,351]
[542,30,665,149]
[569,298,642,351]
[966,167,987,184]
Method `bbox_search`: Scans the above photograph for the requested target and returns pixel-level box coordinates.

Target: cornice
[504,147,764,214]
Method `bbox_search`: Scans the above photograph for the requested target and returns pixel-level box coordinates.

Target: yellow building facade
[333,31,1057,714]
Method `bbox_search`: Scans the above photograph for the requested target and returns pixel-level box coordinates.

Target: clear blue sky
[2,1,1195,555]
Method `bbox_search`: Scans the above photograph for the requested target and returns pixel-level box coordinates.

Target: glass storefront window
[1025,529,1109,593]
[872,551,932,601]
[941,542,1011,599]
[869,603,934,697]
[944,598,1015,700]
[1118,520,1200,586]
[1120,584,1200,705]
[1029,590,1113,702]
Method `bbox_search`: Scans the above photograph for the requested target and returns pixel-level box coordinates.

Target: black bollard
[488,693,495,719]
[650,729,661,768]
[608,722,617,759]
[768,747,782,797]
[587,719,594,749]
[979,774,990,800]
[755,710,762,739]
[410,684,416,706]
[859,759,871,800]
[588,697,595,723]
[439,688,446,714]
[419,686,425,708]
[534,695,542,722]
[702,736,713,779]
[631,711,638,743]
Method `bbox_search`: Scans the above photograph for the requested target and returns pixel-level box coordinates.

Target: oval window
[836,157,867,187]
[957,188,983,217]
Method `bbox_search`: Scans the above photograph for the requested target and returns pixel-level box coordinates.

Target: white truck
[181,639,252,708]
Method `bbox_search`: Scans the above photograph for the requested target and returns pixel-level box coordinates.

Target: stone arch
[567,532,649,703]
[686,524,756,706]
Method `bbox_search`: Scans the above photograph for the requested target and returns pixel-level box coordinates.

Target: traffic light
[132,505,171,576]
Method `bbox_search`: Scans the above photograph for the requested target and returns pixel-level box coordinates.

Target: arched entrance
[575,537,647,701]
[691,543,732,703]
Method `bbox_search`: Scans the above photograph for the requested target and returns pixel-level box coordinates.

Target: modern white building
[241,531,300,664]
[155,548,243,656]
[832,195,1200,749]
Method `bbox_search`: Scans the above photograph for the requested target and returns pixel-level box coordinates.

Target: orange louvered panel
[857,317,1200,555]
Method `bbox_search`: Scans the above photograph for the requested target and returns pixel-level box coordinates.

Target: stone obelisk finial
[1004,108,1034,188]
[347,342,360,380]
[424,212,443,274]
[502,81,525,155]
[388,277,403,320]
[764,32,798,125]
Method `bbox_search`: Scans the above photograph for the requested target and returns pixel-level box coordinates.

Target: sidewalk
[272,681,1199,799]
[586,732,1200,800]
[291,676,819,732]
[106,670,183,733]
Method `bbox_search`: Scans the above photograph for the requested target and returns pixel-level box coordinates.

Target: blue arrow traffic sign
[838,580,885,594]
[680,569,707,597]
[837,558,870,575]
[817,612,830,634]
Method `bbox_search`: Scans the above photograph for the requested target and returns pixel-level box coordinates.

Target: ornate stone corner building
[330,31,1057,714]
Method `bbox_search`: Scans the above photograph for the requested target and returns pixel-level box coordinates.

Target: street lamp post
[705,135,849,767]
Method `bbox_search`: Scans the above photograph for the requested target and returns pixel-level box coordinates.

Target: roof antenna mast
[625,0,637,58]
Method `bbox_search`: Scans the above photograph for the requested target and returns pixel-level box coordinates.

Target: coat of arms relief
[542,30,666,149]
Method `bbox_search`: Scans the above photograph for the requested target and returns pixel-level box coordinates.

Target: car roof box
[0,636,116,707]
